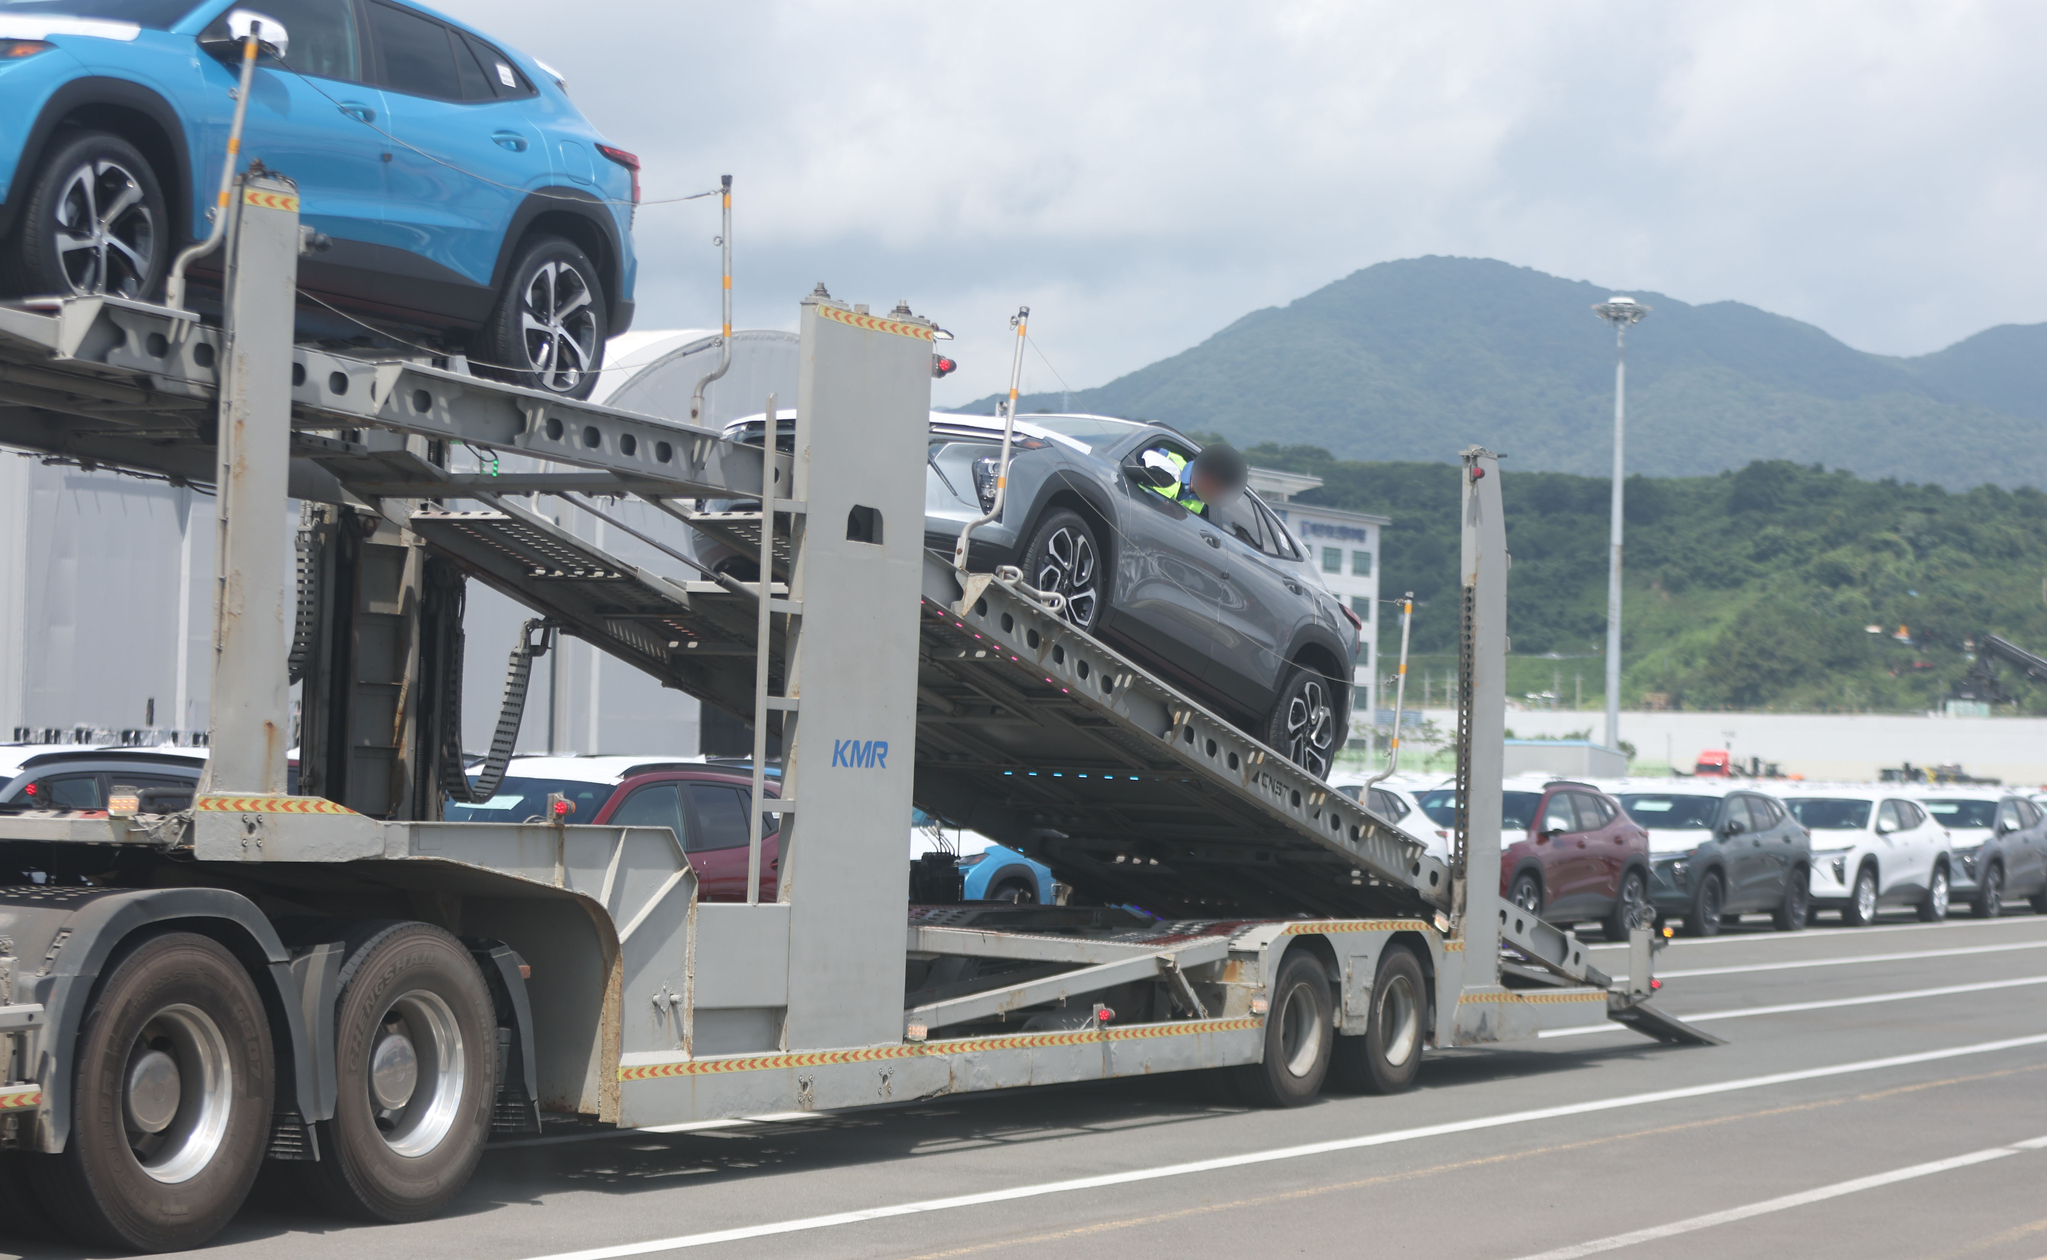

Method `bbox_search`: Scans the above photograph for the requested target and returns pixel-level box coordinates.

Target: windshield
[1619,794,1721,829]
[1418,789,1544,832]
[1,0,199,25]
[1921,799,1999,829]
[1786,798,1872,831]
[1019,415,1143,450]
[444,777,614,823]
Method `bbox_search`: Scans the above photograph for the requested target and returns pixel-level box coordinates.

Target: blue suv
[0,0,636,396]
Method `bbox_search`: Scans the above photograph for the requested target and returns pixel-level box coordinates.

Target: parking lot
[3,908,2027,1260]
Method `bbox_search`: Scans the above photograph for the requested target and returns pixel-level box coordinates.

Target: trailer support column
[201,174,300,795]
[1456,446,1507,977]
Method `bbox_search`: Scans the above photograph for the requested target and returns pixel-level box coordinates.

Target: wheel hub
[370,1028,420,1110]
[124,1047,182,1134]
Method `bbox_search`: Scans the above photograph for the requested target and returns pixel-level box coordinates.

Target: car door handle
[1202,534,1220,548]
[338,100,376,123]
[492,130,529,152]
[1285,581,1302,594]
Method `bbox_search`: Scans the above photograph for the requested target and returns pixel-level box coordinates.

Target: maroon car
[1417,779,1652,941]
[444,757,779,901]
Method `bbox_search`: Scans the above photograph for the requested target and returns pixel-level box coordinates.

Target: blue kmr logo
[832,739,889,769]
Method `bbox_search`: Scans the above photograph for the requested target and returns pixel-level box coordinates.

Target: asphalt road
[12,908,2047,1260]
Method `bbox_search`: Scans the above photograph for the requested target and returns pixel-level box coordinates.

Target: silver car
[693,411,1363,777]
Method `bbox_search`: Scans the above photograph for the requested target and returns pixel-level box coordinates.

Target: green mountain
[1245,447,2047,716]
[955,256,2047,488]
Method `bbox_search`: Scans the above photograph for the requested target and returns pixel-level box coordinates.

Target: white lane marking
[1587,914,2047,951]
[1611,938,2047,983]
[513,1032,2047,1260]
[1507,1134,2047,1260]
[1542,974,2047,1039]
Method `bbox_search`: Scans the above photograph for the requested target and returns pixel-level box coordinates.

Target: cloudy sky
[437,0,2047,406]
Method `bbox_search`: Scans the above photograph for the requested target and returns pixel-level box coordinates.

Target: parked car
[911,809,1056,903]
[1614,781,1812,935]
[445,755,776,900]
[1782,787,1952,925]
[1414,779,1652,940]
[1333,775,1446,858]
[696,411,1363,778]
[0,747,207,811]
[1909,789,2047,918]
[0,0,637,397]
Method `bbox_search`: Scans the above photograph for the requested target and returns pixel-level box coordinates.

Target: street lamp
[1592,295,1649,756]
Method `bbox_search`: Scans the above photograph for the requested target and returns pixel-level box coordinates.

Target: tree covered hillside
[1246,447,2047,714]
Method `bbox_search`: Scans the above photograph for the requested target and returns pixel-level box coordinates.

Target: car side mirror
[199,8,289,63]
[1537,827,1563,843]
[1721,820,1745,837]
[1123,454,1178,490]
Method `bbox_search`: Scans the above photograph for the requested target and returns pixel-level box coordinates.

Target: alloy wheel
[53,158,155,298]
[518,260,600,394]
[1618,873,1652,932]
[1855,871,1878,923]
[1282,676,1336,778]
[1511,875,1541,913]
[1032,526,1098,629]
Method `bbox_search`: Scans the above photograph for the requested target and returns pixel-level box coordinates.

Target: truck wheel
[1330,945,1425,1094]
[1843,866,1880,926]
[1918,865,1950,922]
[1772,869,1810,932]
[34,932,273,1251]
[1602,869,1652,943]
[301,923,496,1222]
[1233,951,1332,1108]
[1974,864,2004,919]
[1682,872,1724,937]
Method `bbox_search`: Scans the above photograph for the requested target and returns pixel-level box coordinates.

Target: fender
[7,886,316,1154]
[1,76,194,245]
[489,186,631,333]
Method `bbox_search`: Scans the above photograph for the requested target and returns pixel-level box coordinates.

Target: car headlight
[0,39,55,60]
[1831,855,1847,881]
[958,852,987,868]
[972,456,1001,513]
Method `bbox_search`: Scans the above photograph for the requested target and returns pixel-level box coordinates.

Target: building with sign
[1250,469,1389,741]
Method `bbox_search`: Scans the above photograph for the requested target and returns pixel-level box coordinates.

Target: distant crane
[1952,633,2047,707]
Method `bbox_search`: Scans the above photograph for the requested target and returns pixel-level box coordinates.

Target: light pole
[1592,295,1649,755]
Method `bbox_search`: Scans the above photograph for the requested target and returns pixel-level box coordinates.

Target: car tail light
[1338,600,1365,649]
[595,144,640,204]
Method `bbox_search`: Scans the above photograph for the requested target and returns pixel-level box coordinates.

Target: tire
[299,923,496,1223]
[1602,868,1653,943]
[1918,865,1951,922]
[1264,664,1344,780]
[1773,868,1810,932]
[2032,887,2047,916]
[988,876,1038,905]
[31,932,273,1252]
[1682,871,1724,937]
[1233,951,1333,1108]
[1330,945,1425,1094]
[1843,865,1880,926]
[1019,508,1104,633]
[477,234,607,400]
[1,130,168,301]
[1509,872,1543,915]
[1974,863,2004,919]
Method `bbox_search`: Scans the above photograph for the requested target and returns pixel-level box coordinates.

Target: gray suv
[694,411,1362,777]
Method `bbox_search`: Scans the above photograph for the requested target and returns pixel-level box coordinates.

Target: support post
[201,174,299,795]
[1455,447,1507,978]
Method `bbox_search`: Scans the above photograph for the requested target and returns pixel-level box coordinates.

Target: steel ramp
[1605,996,1727,1046]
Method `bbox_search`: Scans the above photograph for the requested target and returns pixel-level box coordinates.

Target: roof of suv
[484,755,725,785]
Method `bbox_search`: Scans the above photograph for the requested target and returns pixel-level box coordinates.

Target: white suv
[1783,787,1953,925]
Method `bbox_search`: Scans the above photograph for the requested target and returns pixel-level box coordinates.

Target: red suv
[444,756,779,901]
[1418,779,1652,940]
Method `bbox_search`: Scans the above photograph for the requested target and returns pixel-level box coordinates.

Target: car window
[366,0,464,99]
[1899,801,1928,829]
[1619,794,1719,829]
[1541,795,1577,835]
[1367,788,1410,822]
[608,783,688,845]
[1209,494,1271,553]
[1262,504,1302,560]
[1416,789,1542,832]
[1726,796,1760,831]
[30,774,101,808]
[1567,792,1611,830]
[1877,800,1908,832]
[249,0,360,81]
[459,31,534,97]
[685,784,751,853]
[1994,800,2025,833]
[1923,798,1997,829]
[443,776,612,822]
[2019,799,2044,829]
[1786,798,1872,830]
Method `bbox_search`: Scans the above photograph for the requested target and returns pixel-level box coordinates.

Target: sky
[435,0,2047,408]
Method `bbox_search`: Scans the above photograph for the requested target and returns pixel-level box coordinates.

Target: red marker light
[553,799,573,817]
[1650,978,1661,990]
[23,782,36,796]
[1470,466,1486,481]
[931,355,957,379]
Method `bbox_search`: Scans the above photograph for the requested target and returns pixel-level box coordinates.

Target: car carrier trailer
[0,175,1716,1252]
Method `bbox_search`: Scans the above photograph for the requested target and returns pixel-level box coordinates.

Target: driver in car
[1138,442,1249,518]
